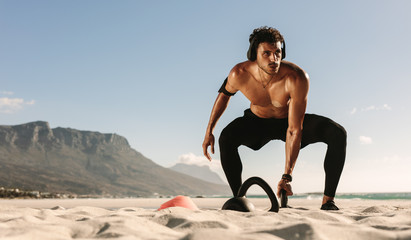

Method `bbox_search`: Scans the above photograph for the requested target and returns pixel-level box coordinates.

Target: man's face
[256,41,282,75]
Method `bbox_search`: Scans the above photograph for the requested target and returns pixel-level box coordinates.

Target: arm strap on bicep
[218,77,236,96]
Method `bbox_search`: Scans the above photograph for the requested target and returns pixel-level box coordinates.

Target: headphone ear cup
[247,46,253,61]
[281,40,286,60]
[247,37,256,61]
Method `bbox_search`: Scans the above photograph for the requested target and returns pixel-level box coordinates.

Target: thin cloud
[362,104,392,112]
[0,97,35,114]
[380,104,391,110]
[359,136,373,145]
[177,153,221,167]
[350,104,392,115]
[364,105,376,111]
[176,153,223,172]
[350,107,357,115]
[0,91,14,96]
[176,153,226,183]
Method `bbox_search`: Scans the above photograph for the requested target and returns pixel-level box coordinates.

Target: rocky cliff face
[0,121,128,152]
[0,121,229,197]
[0,121,54,149]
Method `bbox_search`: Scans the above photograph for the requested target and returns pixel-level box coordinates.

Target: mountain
[0,121,230,197]
[170,163,225,185]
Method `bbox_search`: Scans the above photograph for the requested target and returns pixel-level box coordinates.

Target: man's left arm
[277,71,309,197]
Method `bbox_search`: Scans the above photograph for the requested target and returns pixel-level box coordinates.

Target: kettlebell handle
[236,176,279,212]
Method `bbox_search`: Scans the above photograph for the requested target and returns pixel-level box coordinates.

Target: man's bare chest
[240,80,290,108]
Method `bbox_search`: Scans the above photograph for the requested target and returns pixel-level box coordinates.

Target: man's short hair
[247,26,285,61]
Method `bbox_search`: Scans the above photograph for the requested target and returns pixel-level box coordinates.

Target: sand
[0,198,410,240]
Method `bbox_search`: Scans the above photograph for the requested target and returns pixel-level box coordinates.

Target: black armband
[282,174,292,182]
[218,77,236,96]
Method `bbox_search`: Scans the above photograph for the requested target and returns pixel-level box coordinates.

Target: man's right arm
[202,92,231,161]
[203,66,241,161]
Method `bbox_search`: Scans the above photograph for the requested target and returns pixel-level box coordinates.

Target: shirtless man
[202,27,346,210]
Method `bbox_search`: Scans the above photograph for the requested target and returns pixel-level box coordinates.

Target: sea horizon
[208,192,411,200]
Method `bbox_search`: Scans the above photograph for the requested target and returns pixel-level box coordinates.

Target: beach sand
[1,198,410,239]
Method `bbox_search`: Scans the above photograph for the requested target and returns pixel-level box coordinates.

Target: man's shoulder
[281,61,309,83]
[229,61,254,83]
[230,61,252,75]
[282,61,309,96]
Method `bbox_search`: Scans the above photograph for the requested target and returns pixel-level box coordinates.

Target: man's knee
[219,127,236,149]
[323,120,347,146]
[333,123,347,147]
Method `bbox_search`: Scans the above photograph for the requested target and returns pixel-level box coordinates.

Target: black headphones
[247,36,286,61]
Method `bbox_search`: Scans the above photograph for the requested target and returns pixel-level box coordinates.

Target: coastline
[1,197,411,210]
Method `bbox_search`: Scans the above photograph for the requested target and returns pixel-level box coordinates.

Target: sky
[1,0,411,194]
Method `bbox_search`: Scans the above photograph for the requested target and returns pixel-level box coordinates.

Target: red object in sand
[157,195,199,211]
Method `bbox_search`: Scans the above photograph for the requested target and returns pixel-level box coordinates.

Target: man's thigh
[301,114,340,148]
[221,115,288,150]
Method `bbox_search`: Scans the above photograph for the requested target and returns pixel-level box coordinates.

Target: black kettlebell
[280,189,288,208]
[221,176,279,213]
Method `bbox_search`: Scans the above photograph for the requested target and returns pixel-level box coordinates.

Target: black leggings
[219,109,347,198]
